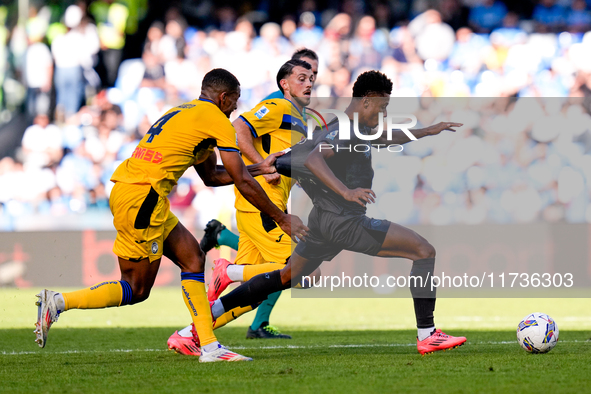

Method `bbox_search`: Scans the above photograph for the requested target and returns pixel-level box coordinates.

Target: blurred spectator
[409,9,455,61]
[90,0,129,87]
[87,183,109,209]
[291,12,323,49]
[533,0,567,33]
[491,12,526,43]
[164,41,200,101]
[39,186,69,216]
[140,49,166,90]
[389,25,423,65]
[234,17,256,41]
[184,28,208,62]
[252,22,292,57]
[317,13,352,71]
[170,179,196,208]
[567,0,591,33]
[468,0,508,33]
[56,141,98,199]
[348,15,387,72]
[281,16,297,41]
[144,21,166,62]
[373,2,393,29]
[20,114,63,170]
[216,6,237,32]
[439,0,470,31]
[84,105,125,166]
[51,5,99,120]
[330,67,352,96]
[159,14,187,63]
[24,21,52,117]
[299,0,322,26]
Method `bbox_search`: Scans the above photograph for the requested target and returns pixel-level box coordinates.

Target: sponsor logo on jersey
[131,146,163,163]
[151,241,159,254]
[325,130,338,140]
[255,106,269,119]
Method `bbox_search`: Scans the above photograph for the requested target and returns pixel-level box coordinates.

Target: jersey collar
[285,98,305,118]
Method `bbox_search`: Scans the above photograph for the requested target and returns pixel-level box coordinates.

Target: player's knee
[179,251,206,273]
[416,241,436,260]
[129,285,151,304]
[193,251,206,271]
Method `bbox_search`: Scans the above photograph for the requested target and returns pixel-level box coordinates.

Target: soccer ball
[516,312,559,353]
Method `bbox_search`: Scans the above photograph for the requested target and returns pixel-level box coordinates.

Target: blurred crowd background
[1,0,591,231]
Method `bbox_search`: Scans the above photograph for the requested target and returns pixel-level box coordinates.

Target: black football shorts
[294,206,391,262]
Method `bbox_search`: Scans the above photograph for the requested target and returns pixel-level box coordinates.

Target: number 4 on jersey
[146,110,181,143]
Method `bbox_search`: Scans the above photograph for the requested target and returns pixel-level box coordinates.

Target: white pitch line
[1,348,164,356]
[1,340,586,356]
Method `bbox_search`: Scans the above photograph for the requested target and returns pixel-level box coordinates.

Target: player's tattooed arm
[305,144,375,207]
[234,117,281,186]
[194,150,281,187]
[374,122,463,145]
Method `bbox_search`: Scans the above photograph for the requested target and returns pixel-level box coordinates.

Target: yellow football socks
[212,305,254,330]
[243,262,285,281]
[180,272,217,346]
[62,280,132,310]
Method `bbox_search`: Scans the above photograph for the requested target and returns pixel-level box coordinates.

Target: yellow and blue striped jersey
[234,98,307,212]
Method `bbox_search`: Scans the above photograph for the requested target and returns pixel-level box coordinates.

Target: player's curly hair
[352,71,393,98]
[202,68,240,93]
[276,59,312,93]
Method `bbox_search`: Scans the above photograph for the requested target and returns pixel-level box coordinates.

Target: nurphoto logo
[305,108,416,152]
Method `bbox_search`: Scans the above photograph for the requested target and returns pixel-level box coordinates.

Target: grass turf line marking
[2,340,585,356]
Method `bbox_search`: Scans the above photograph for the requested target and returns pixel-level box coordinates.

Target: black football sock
[410,257,436,329]
[220,270,288,311]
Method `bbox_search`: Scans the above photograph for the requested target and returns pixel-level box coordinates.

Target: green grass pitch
[1,288,590,393]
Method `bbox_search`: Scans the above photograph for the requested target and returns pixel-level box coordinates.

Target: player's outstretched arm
[218,150,308,241]
[234,117,281,186]
[194,150,282,187]
[305,144,375,207]
[376,121,463,145]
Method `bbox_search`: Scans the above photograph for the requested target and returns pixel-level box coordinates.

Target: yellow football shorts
[235,210,292,266]
[110,182,179,263]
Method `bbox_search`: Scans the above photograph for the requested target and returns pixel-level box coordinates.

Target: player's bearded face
[287,66,314,107]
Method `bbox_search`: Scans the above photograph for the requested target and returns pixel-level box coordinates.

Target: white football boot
[199,344,252,362]
[34,289,61,348]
